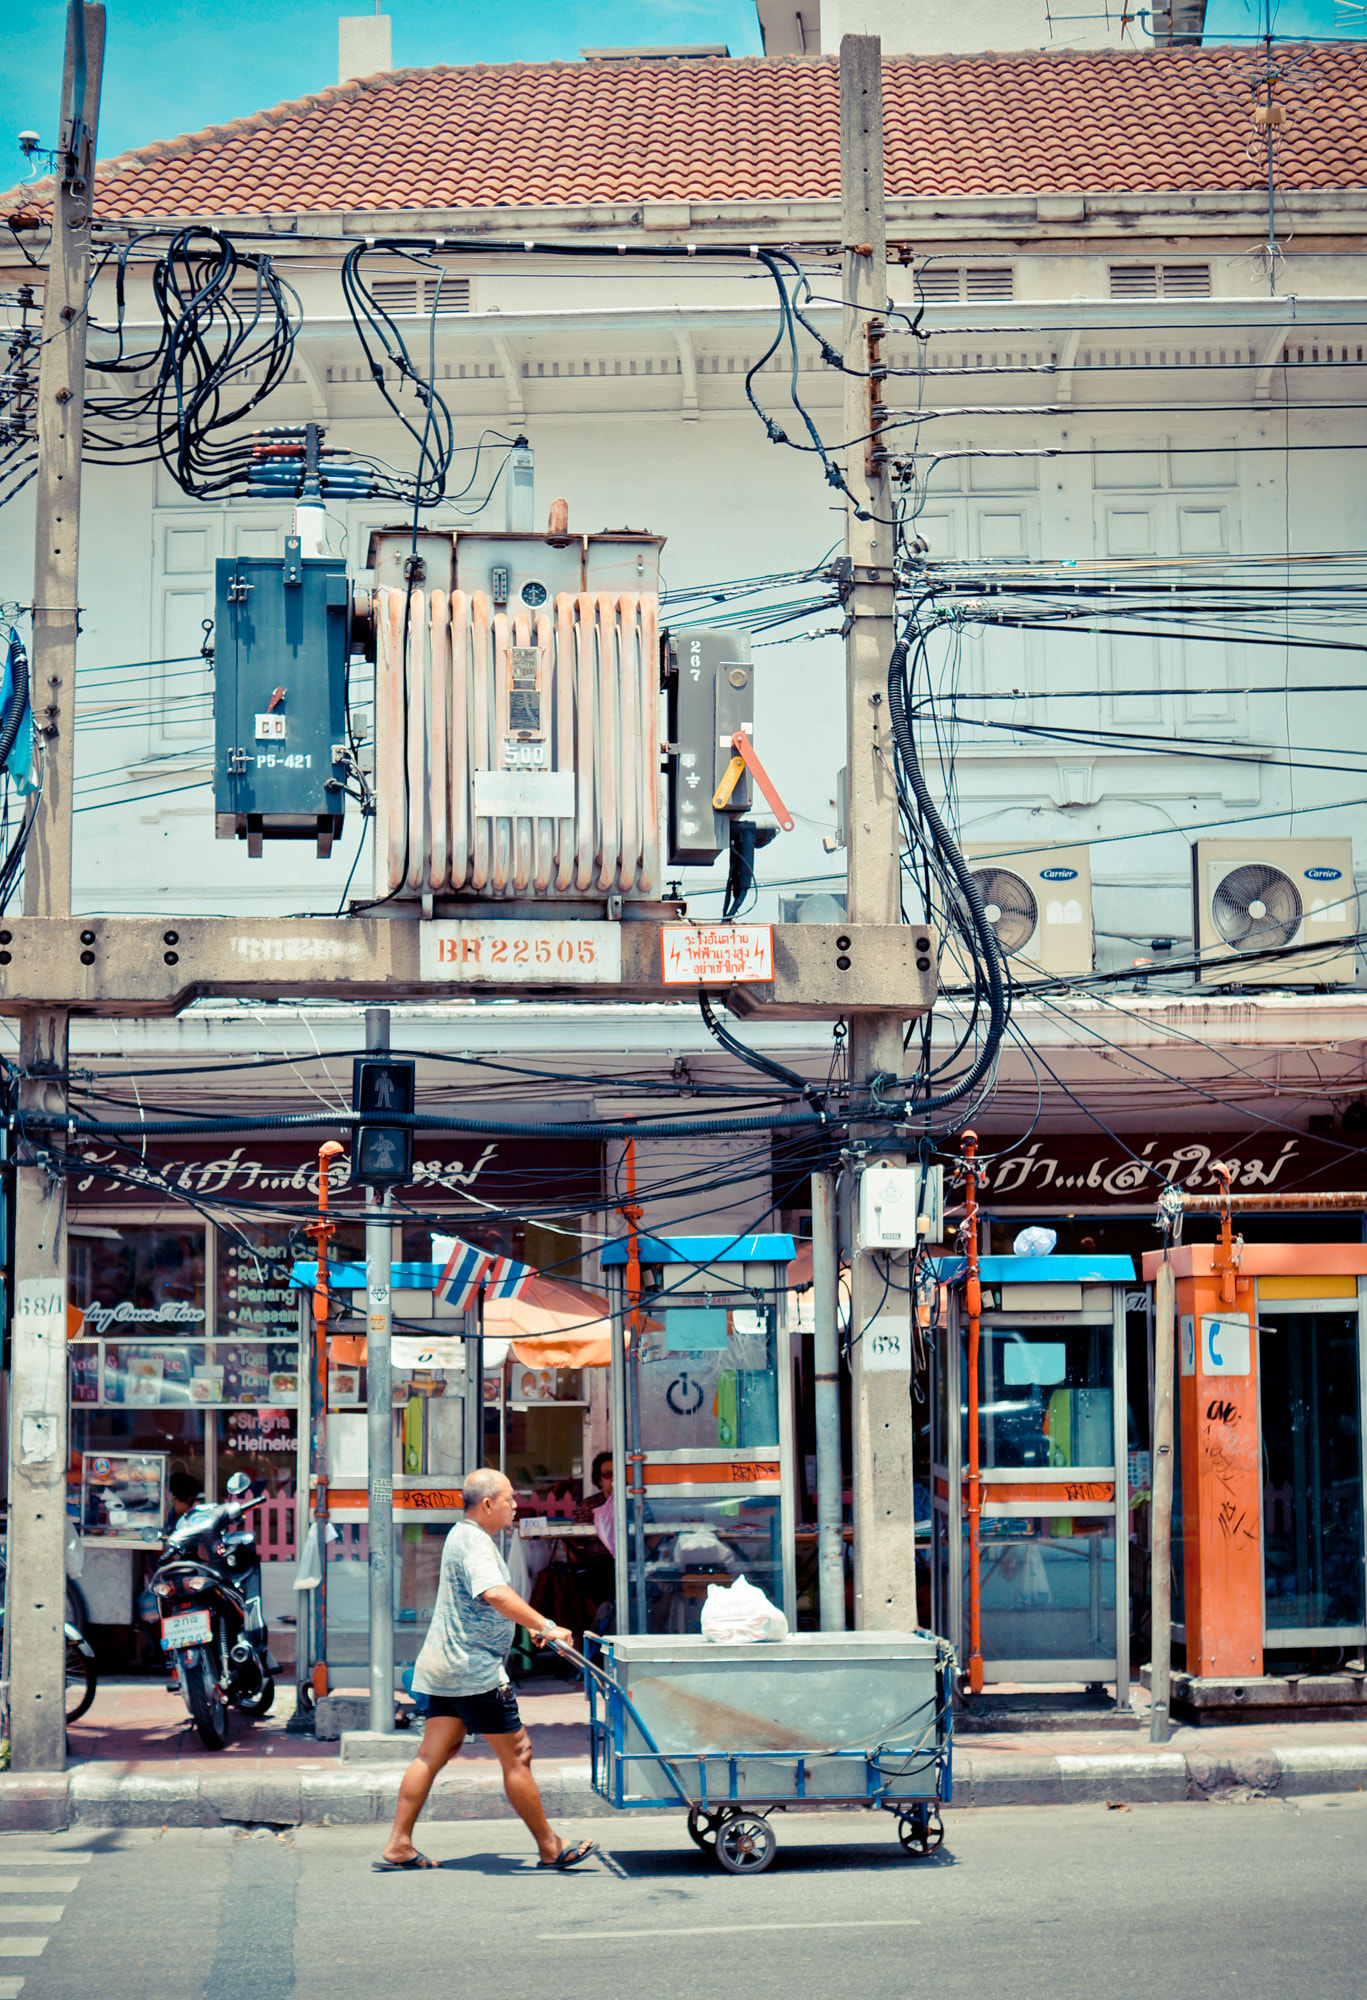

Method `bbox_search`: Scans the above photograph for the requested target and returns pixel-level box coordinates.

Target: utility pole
[364,1007,394,1734]
[6,2,104,1775]
[840,35,917,1631]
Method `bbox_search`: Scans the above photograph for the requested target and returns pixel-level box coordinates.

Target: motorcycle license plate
[161,1609,212,1647]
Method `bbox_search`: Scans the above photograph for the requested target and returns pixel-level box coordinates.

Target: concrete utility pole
[364,1008,395,1734]
[6,2,104,1774]
[840,36,917,1631]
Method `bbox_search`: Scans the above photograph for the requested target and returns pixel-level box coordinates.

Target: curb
[2,1747,1364,1830]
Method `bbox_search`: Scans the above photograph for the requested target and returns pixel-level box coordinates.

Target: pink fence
[258,1492,298,1562]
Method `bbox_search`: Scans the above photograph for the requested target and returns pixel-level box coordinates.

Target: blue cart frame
[572,1637,954,1874]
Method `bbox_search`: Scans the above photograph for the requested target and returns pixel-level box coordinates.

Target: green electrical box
[213,543,350,857]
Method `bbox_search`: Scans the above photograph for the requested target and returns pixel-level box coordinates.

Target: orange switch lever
[711,753,746,812]
[731,731,794,832]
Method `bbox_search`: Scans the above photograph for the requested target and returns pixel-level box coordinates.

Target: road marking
[0,1979,26,1999]
[0,1942,49,1958]
[0,1881,80,1894]
[0,1859,88,1867]
[539,1919,925,1941]
[0,1914,63,1925]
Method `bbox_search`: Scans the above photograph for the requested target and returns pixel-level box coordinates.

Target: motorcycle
[147,1470,278,1750]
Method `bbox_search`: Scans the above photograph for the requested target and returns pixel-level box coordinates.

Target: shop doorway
[1259,1298,1366,1661]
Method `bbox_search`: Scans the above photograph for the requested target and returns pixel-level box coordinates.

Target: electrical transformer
[213,542,350,856]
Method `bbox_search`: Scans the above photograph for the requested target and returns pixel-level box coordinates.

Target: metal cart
[577,1630,954,1874]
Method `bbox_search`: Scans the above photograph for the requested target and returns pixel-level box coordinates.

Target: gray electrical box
[213,548,350,857]
[665,627,754,866]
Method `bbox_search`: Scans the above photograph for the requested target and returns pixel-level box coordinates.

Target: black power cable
[885,622,1009,1117]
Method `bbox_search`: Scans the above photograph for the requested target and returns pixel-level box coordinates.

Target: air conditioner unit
[941,843,1093,982]
[1193,838,1358,986]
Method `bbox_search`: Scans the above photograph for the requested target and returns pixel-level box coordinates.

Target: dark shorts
[423,1684,523,1737]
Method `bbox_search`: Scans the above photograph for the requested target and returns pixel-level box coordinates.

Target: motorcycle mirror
[225,1471,252,1498]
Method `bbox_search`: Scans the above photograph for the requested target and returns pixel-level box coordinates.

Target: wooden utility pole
[840,36,917,1629]
[6,2,104,1773]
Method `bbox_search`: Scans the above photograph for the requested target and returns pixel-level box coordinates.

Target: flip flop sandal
[373,1852,438,1872]
[538,1839,597,1871]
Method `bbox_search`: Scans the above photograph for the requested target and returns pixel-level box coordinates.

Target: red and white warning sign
[661,924,774,986]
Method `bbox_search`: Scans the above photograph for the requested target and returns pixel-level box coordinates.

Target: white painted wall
[2,222,1363,987]
[821,1,1134,54]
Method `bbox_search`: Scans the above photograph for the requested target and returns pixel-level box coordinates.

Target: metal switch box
[666,627,755,866]
[213,555,349,857]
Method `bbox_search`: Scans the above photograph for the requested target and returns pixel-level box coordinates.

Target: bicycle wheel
[65,1641,97,1723]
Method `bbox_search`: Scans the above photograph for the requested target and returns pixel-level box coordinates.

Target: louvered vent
[964,266,1014,301]
[915,265,1014,302]
[368,273,472,316]
[1109,264,1211,299]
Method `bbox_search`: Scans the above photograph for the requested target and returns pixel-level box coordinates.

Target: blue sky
[0,2,1359,172]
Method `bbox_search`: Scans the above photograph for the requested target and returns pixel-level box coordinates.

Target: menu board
[100,1340,297,1406]
[225,1407,298,1458]
[219,1236,299,1338]
[70,1344,100,1405]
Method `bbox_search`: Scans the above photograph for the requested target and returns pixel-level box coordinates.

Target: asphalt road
[2,1795,1364,2000]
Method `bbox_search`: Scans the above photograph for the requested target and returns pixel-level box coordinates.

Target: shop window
[68,1222,301,1536]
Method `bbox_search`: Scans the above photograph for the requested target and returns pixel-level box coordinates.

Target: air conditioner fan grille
[971,868,1038,956]
[1211,862,1302,953]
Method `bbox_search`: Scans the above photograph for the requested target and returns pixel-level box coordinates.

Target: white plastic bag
[292,1522,323,1592]
[699,1574,789,1643]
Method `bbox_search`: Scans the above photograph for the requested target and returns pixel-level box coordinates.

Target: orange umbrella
[488,1272,658,1367]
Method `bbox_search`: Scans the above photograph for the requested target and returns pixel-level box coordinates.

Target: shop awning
[491,1274,661,1367]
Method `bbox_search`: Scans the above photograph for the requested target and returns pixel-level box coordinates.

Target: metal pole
[812,1169,845,1631]
[1149,1255,1177,1743]
[306,1140,344,1703]
[365,1007,394,1733]
[963,1132,984,1695]
[840,33,915,1633]
[621,1138,648,1634]
[6,4,104,1775]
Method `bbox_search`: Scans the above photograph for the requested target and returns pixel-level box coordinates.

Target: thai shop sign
[66,1137,602,1209]
[968,1131,1356,1206]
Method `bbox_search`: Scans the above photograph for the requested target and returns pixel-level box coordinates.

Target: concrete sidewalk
[2,1677,1365,1831]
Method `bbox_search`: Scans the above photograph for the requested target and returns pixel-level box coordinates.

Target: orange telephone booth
[1141,1242,1367,1680]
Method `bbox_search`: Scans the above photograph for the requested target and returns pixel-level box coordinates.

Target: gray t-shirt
[412,1520,515,1698]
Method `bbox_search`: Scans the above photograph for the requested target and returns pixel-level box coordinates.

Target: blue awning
[600,1233,796,1267]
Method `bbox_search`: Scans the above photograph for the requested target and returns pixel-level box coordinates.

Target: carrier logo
[1304,866,1342,881]
[1039,866,1078,881]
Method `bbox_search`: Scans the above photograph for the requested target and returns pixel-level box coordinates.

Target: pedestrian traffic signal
[351,1057,415,1186]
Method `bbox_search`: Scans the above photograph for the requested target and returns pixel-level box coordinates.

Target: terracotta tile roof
[6,46,1366,221]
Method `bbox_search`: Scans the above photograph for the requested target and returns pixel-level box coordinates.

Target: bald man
[378,1467,596,1872]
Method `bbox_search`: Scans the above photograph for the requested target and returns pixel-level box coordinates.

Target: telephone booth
[601,1234,797,1635]
[1140,1242,1367,1681]
[933,1255,1136,1700]
[291,1259,479,1686]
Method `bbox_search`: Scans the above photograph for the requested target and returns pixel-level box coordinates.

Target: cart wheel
[715,1814,776,1875]
[687,1808,722,1851]
[897,1807,944,1858]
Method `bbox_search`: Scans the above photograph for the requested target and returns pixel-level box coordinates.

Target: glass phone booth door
[1258,1280,1367,1659]
[604,1235,797,1636]
[932,1258,1133,1699]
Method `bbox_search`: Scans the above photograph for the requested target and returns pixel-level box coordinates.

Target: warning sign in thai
[660,925,774,985]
